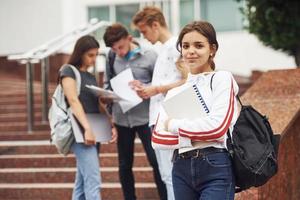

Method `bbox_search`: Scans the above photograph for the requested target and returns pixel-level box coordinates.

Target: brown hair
[132,6,167,28]
[176,21,219,70]
[103,23,129,47]
[68,35,99,68]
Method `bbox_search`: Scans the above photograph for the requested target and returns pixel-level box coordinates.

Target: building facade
[0,0,295,76]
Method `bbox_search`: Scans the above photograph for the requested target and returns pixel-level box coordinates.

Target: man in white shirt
[132,6,188,200]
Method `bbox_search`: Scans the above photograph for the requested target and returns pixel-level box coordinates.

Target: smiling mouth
[187,58,198,62]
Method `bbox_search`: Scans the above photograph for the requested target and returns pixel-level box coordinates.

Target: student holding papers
[60,35,117,200]
[132,6,189,200]
[101,23,165,200]
[152,21,240,200]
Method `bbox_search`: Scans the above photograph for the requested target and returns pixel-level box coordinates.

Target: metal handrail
[7,19,111,132]
[33,21,111,60]
[7,19,101,62]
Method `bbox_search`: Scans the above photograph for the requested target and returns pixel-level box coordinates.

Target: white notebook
[162,85,207,119]
[70,113,112,143]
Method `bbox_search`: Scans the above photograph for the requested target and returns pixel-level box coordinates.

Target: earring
[210,53,213,57]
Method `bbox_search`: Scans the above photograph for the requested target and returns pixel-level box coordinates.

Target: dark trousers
[115,124,167,200]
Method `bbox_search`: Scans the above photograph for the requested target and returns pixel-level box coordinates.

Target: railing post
[26,61,34,133]
[41,57,49,123]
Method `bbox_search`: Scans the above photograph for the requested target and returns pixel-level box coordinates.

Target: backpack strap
[236,95,243,106]
[108,50,116,77]
[105,50,116,90]
[61,64,81,96]
[210,73,216,91]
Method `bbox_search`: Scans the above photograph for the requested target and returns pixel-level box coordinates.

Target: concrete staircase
[0,75,159,200]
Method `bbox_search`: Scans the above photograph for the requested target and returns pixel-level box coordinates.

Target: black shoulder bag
[210,74,280,193]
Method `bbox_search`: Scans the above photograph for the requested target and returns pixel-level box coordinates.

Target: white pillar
[171,0,180,35]
[194,0,200,20]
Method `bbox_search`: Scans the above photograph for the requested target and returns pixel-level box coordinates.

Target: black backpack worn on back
[104,50,116,114]
[209,74,280,192]
[226,96,280,192]
[105,50,116,90]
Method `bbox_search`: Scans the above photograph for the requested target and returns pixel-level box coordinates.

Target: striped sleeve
[151,111,180,149]
[168,71,238,142]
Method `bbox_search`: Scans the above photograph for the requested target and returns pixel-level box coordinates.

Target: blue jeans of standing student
[150,126,175,200]
[172,150,235,200]
[71,142,101,200]
[154,149,175,200]
[116,124,167,200]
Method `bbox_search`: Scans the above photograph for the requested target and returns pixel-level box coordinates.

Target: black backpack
[104,50,116,114]
[105,50,116,90]
[210,74,280,193]
[226,96,280,192]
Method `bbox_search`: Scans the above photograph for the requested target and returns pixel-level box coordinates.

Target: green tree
[236,0,300,66]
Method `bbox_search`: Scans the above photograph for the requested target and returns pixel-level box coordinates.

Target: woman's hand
[99,96,113,104]
[129,80,143,91]
[176,57,189,79]
[137,86,159,99]
[84,128,96,145]
[164,118,172,131]
[109,127,118,143]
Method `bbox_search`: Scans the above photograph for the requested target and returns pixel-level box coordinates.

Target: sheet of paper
[85,85,121,101]
[110,68,143,113]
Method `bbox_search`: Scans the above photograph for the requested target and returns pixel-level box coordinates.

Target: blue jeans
[172,149,235,200]
[116,124,167,200]
[155,149,175,200]
[71,142,101,200]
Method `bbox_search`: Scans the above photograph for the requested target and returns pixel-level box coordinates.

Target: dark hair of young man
[103,23,129,47]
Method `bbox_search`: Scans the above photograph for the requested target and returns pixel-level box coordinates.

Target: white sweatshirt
[149,37,181,126]
[152,71,239,152]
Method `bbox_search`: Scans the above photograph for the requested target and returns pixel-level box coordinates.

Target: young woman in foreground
[152,21,239,200]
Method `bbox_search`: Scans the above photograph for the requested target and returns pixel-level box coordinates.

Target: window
[88,6,109,21]
[200,0,244,32]
[180,0,195,29]
[88,6,110,39]
[115,4,140,37]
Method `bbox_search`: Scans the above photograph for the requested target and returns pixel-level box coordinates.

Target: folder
[162,85,208,119]
[70,113,112,143]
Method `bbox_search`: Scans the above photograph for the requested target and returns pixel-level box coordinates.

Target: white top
[149,37,182,126]
[152,71,240,152]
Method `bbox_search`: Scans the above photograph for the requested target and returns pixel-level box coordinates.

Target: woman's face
[81,48,99,68]
[181,31,214,74]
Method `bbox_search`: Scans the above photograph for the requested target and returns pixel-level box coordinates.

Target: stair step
[0,167,154,183]
[0,121,49,132]
[0,140,144,154]
[0,112,43,122]
[0,183,159,200]
[0,97,44,105]
[0,131,50,141]
[0,153,150,168]
[0,104,42,113]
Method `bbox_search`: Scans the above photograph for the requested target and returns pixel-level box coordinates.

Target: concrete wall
[0,0,63,55]
[216,31,295,76]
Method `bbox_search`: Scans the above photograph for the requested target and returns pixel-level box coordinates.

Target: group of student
[60,6,239,200]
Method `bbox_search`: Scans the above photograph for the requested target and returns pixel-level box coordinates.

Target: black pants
[115,124,167,200]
